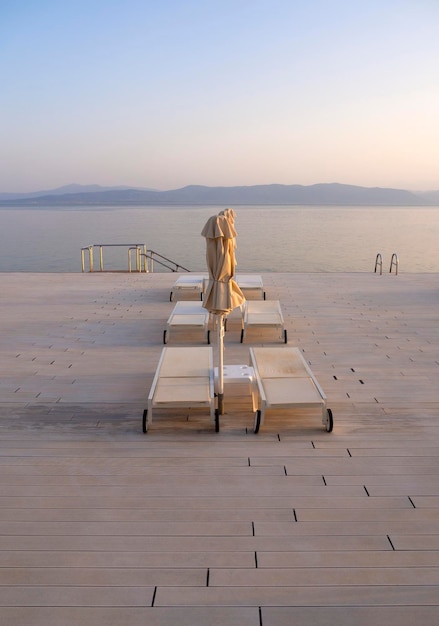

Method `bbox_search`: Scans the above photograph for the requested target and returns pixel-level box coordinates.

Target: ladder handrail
[390,253,399,275]
[374,253,399,275]
[374,253,383,275]
[145,250,190,273]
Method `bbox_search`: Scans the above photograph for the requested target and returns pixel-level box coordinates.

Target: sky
[1,0,439,193]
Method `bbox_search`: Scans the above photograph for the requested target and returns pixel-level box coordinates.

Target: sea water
[0,205,438,273]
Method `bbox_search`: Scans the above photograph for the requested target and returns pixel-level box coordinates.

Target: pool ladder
[374,253,398,275]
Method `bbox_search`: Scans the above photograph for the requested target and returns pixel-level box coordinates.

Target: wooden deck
[1,271,439,625]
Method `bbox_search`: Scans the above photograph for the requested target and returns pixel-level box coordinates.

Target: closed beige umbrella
[201,210,245,414]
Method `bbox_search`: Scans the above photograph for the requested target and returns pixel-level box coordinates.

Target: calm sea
[0,205,438,273]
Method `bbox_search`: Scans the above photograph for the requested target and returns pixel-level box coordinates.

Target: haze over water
[1,206,438,274]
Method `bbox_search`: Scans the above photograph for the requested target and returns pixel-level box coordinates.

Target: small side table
[214,364,257,412]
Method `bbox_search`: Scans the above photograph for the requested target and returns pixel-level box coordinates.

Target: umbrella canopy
[201,210,245,416]
[201,211,244,315]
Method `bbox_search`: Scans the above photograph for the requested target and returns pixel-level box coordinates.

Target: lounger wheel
[283,329,288,344]
[169,292,173,302]
[142,409,148,433]
[215,409,220,432]
[240,329,244,343]
[325,408,333,433]
[207,330,211,345]
[254,410,262,434]
[163,330,168,344]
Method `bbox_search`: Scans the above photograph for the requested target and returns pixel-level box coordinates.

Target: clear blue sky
[1,0,439,192]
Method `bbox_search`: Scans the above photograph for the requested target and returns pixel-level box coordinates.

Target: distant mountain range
[0,184,157,202]
[0,183,438,206]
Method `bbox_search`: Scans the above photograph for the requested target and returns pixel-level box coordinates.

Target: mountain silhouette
[1,182,437,206]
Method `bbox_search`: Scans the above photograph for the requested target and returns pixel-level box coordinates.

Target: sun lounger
[235,274,266,300]
[169,274,207,301]
[143,346,218,433]
[240,300,287,343]
[249,346,333,433]
[163,301,211,344]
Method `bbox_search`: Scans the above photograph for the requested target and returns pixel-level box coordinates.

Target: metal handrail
[146,250,190,273]
[140,251,190,273]
[374,253,383,275]
[82,243,147,272]
[390,253,399,275]
[81,244,190,273]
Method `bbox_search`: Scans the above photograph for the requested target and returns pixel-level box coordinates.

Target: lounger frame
[235,274,266,300]
[240,300,287,343]
[169,274,207,301]
[249,346,333,433]
[143,346,218,433]
[163,301,211,344]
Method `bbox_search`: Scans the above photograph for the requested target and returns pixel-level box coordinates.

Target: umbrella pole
[217,313,225,415]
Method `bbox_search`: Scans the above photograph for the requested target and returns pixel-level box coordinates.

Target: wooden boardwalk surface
[1,271,439,625]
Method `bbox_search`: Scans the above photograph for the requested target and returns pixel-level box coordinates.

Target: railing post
[99,246,104,271]
[128,247,135,272]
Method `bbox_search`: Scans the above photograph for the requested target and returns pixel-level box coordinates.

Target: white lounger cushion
[262,377,324,406]
[171,314,207,326]
[250,346,306,377]
[153,377,212,405]
[158,346,211,377]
